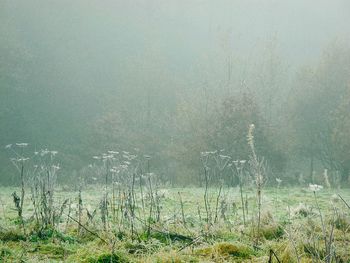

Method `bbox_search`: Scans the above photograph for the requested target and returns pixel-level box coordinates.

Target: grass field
[0,186,349,262]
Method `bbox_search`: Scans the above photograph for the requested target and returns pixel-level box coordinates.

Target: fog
[1,0,350,186]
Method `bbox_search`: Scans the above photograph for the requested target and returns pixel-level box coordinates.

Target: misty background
[1,0,350,186]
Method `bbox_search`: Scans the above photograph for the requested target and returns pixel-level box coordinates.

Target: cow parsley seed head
[52,164,60,170]
[309,184,323,192]
[108,150,119,154]
[16,143,28,147]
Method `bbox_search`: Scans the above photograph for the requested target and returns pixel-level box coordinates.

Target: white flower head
[276,178,282,183]
[309,184,323,192]
[52,164,60,170]
[200,152,209,157]
[41,149,49,156]
[102,154,113,160]
[16,143,29,147]
[5,144,12,149]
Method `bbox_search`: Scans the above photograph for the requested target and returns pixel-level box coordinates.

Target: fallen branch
[64,213,108,244]
[268,249,281,263]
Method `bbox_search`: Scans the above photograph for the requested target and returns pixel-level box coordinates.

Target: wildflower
[276,178,282,184]
[41,149,49,156]
[102,154,113,159]
[16,143,28,147]
[92,156,101,160]
[51,151,58,156]
[129,154,137,160]
[240,160,246,164]
[52,164,60,170]
[120,164,128,170]
[108,150,119,154]
[308,184,323,192]
[5,144,12,149]
[34,151,39,155]
[200,152,209,157]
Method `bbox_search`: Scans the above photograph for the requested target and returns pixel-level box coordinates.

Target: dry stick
[214,185,222,223]
[197,203,202,226]
[146,174,154,239]
[78,188,83,234]
[65,199,72,232]
[139,172,145,215]
[204,167,211,224]
[178,192,186,227]
[155,188,161,222]
[338,194,350,210]
[19,162,26,236]
[112,173,116,224]
[0,197,6,221]
[178,235,202,252]
[248,124,263,246]
[325,207,336,263]
[268,249,281,263]
[130,172,136,239]
[245,193,249,220]
[65,213,107,244]
[239,168,246,226]
[314,191,327,261]
[287,205,300,263]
